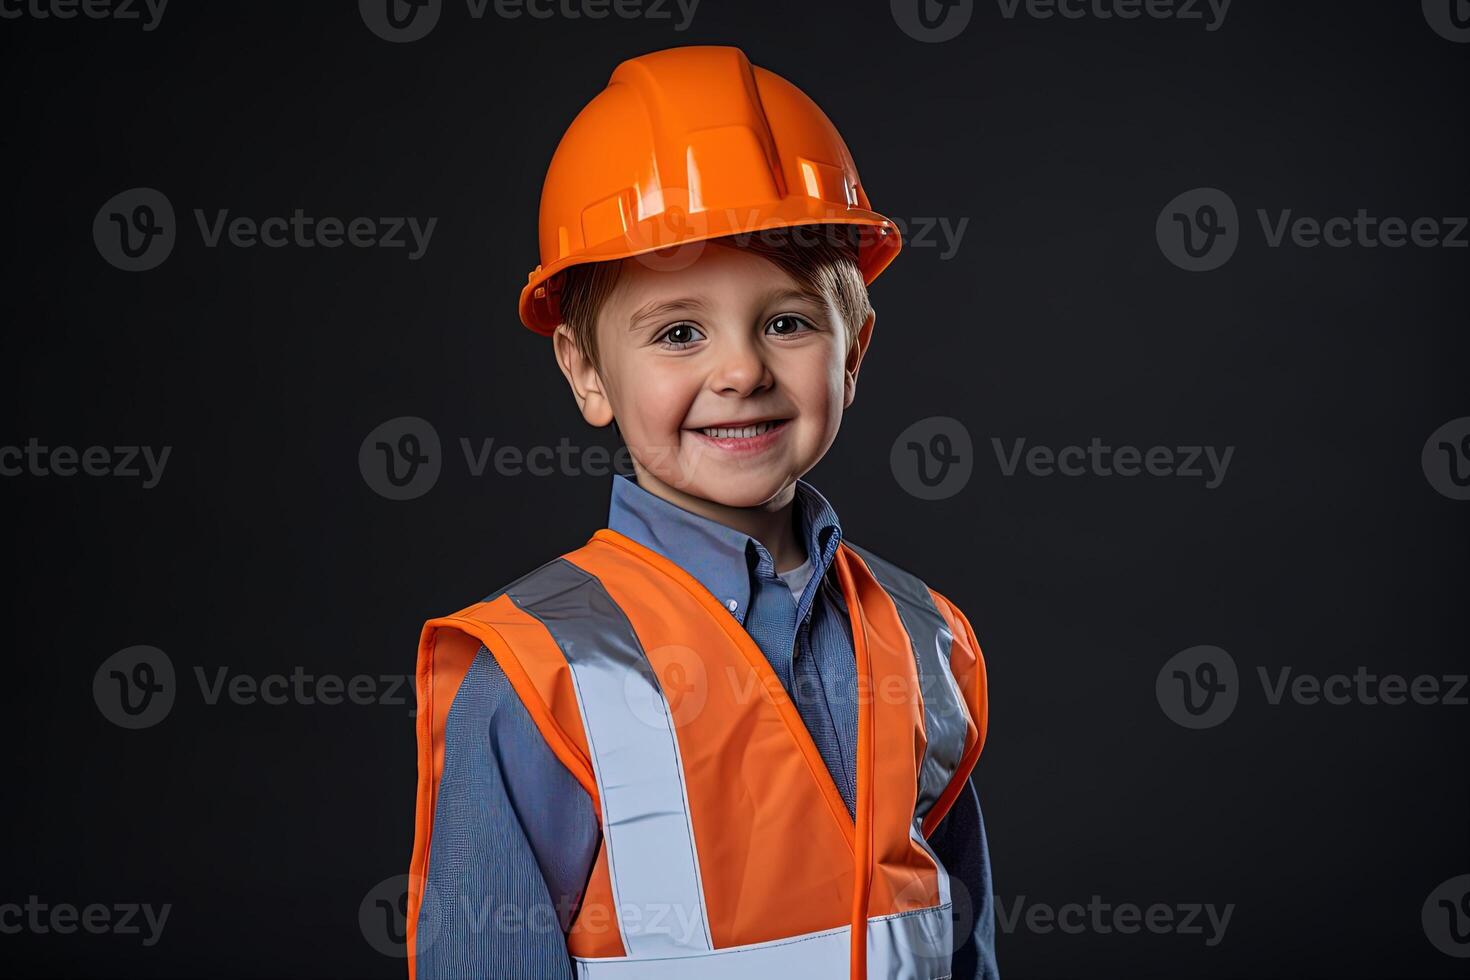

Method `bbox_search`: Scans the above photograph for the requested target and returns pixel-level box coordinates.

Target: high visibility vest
[406,528,988,980]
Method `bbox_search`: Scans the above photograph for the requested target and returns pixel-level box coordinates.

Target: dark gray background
[1,1,1466,977]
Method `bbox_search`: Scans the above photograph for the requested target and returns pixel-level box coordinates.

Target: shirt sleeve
[416,645,600,980]
[927,770,1000,980]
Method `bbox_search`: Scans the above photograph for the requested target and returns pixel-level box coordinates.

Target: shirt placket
[793,523,841,657]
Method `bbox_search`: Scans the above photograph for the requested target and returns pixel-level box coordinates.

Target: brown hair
[556,224,874,375]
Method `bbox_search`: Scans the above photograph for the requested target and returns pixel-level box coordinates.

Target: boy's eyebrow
[625,288,827,331]
[764,286,828,308]
[627,296,707,330]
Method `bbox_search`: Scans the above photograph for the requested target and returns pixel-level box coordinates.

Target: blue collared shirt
[417,473,999,979]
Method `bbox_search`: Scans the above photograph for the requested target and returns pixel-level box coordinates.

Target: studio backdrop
[1,1,1466,977]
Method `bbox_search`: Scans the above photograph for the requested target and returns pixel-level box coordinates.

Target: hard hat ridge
[518,44,902,335]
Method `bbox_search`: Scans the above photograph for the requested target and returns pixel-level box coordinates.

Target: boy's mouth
[685,418,791,453]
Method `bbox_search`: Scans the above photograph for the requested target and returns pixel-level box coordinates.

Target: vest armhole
[426,616,600,804]
[407,614,601,980]
[920,589,989,838]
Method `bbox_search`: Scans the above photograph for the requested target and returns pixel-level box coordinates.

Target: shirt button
[726,599,739,612]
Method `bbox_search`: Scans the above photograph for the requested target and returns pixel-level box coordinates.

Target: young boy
[406,45,995,980]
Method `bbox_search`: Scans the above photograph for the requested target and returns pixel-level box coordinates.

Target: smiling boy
[406,45,995,979]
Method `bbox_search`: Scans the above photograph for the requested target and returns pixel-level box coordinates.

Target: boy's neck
[627,466,807,574]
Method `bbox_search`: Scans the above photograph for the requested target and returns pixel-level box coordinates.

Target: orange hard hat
[518,45,903,335]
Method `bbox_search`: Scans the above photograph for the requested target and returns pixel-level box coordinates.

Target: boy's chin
[671,469,795,509]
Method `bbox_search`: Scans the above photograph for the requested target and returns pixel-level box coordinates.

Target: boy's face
[555,242,872,510]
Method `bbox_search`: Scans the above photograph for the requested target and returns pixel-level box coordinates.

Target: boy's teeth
[700,421,779,439]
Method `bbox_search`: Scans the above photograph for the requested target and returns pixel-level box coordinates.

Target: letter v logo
[1157,187,1240,271]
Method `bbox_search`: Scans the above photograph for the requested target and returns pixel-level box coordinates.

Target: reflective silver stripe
[506,559,713,958]
[911,817,953,922]
[572,903,954,980]
[843,542,970,824]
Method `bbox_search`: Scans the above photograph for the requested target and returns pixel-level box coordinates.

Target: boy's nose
[709,338,774,396]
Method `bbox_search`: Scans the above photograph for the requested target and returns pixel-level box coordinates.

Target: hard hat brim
[517,203,903,336]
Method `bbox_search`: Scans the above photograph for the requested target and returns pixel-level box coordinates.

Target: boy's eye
[767,314,815,336]
[657,322,704,348]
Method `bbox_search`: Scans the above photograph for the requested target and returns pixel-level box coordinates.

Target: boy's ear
[843,309,876,409]
[553,324,616,428]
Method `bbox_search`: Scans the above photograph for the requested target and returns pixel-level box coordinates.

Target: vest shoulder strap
[841,540,989,836]
[422,551,608,800]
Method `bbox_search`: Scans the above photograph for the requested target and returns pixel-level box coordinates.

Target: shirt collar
[605,472,844,627]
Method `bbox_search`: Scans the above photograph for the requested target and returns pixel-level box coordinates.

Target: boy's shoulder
[842,537,950,603]
[841,536,929,588]
[431,530,631,621]
[439,548,585,620]
[840,537,979,643]
[434,535,980,647]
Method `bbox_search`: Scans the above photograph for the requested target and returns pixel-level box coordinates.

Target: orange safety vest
[406,528,988,980]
